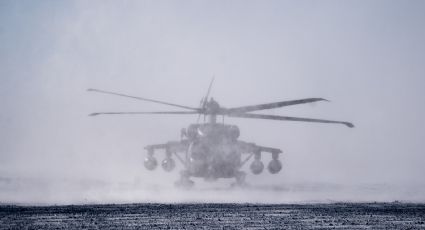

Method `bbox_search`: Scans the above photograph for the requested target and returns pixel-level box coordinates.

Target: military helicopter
[88,80,354,187]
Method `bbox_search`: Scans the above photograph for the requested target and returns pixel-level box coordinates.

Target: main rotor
[88,80,354,128]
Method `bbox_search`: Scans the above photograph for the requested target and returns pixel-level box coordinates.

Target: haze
[1,1,425,204]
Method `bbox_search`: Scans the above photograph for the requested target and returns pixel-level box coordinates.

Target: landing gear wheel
[231,171,248,188]
[175,170,194,189]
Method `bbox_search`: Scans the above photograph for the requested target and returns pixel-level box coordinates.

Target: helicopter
[88,80,354,188]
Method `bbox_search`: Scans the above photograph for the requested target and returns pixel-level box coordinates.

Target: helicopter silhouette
[88,79,354,188]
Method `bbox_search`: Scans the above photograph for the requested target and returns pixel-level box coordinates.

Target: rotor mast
[204,98,220,124]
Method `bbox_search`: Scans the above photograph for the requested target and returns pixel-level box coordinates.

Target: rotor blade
[89,111,199,116]
[224,98,328,114]
[197,76,215,123]
[228,113,354,128]
[204,76,215,104]
[87,88,199,111]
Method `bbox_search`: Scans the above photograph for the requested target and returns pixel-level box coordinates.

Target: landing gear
[231,171,247,187]
[175,170,194,189]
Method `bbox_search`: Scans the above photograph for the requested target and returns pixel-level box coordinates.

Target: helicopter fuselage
[143,121,283,187]
[186,123,242,179]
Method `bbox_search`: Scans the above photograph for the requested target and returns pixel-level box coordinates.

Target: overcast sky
[1,1,425,203]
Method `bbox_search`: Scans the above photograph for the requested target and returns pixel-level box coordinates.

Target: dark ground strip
[1,203,425,229]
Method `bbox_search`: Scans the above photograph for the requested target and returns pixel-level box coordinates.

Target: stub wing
[144,140,190,153]
[144,140,190,168]
[236,140,283,173]
[236,140,282,154]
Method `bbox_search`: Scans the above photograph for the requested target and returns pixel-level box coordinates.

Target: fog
[1,1,425,204]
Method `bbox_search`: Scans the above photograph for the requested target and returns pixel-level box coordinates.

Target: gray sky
[1,1,425,203]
